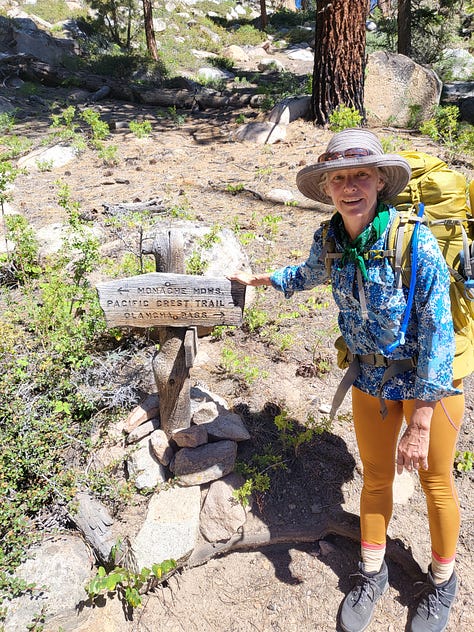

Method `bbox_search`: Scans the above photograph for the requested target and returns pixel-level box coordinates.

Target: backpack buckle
[369,250,386,260]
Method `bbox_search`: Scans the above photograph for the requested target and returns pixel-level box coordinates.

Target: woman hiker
[229,128,464,632]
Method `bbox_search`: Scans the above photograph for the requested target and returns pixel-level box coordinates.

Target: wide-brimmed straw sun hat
[296,128,411,205]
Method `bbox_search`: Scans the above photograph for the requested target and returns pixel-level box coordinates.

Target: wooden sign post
[96,230,245,437]
[96,272,245,329]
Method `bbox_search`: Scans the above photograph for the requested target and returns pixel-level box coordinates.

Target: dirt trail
[6,88,474,632]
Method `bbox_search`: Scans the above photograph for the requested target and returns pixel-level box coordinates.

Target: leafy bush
[129,120,152,138]
[206,55,235,72]
[0,135,33,161]
[268,8,315,28]
[0,112,15,134]
[454,450,474,472]
[86,559,177,609]
[0,183,120,609]
[418,104,474,157]
[220,342,268,384]
[81,108,110,141]
[286,26,314,45]
[87,51,167,81]
[228,24,266,47]
[328,106,363,132]
[244,306,269,333]
[256,71,309,111]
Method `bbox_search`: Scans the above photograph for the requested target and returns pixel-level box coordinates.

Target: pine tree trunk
[397,0,411,56]
[259,0,268,30]
[312,0,368,125]
[142,0,159,61]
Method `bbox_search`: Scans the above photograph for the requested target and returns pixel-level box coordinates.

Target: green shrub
[286,26,313,45]
[0,161,22,213]
[15,82,41,97]
[234,453,285,506]
[129,120,152,138]
[3,214,42,283]
[86,559,177,609]
[228,24,266,47]
[87,52,167,81]
[81,108,110,141]
[0,112,16,134]
[220,342,268,384]
[51,104,77,129]
[206,55,235,72]
[418,105,474,157]
[419,105,459,144]
[244,306,269,333]
[0,135,33,161]
[186,225,222,275]
[163,106,186,127]
[268,8,315,28]
[0,183,118,608]
[97,143,119,166]
[256,71,309,111]
[454,450,474,472]
[328,106,363,132]
[379,134,407,154]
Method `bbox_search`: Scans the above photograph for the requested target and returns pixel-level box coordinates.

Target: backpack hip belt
[329,352,417,420]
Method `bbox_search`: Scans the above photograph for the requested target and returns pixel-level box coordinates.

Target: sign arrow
[96,273,245,328]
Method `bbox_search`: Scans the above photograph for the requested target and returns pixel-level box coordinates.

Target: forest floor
[5,81,474,632]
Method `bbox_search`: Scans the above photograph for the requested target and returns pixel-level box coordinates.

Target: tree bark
[142,0,159,61]
[397,0,411,56]
[312,0,368,126]
[259,0,268,30]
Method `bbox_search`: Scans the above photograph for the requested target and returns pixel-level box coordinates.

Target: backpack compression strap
[430,217,473,282]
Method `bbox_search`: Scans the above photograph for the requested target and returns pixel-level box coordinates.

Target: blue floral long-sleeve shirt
[270,207,457,402]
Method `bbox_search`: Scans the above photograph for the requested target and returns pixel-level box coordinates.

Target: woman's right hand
[227,271,272,287]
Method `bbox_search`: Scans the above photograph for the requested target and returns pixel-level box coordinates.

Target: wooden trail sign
[96,228,247,437]
[96,272,245,328]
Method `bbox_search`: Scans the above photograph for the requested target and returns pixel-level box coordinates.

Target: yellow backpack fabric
[388,151,474,380]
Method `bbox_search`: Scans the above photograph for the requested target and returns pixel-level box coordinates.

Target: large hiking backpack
[386,150,474,380]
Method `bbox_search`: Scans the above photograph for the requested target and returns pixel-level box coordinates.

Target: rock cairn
[101,384,252,570]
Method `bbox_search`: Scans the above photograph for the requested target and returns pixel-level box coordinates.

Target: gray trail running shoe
[410,567,457,632]
[340,560,389,632]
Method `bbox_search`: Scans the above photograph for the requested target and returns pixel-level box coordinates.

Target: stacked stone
[123,385,251,569]
[125,384,250,488]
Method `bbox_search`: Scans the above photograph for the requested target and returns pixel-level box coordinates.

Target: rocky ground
[3,80,474,632]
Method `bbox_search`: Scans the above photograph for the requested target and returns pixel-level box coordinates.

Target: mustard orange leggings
[351,383,464,562]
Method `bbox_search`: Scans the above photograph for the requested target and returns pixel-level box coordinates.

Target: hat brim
[296,155,412,205]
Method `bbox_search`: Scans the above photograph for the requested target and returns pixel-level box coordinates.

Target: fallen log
[186,514,423,580]
[101,198,166,216]
[13,54,136,101]
[68,492,115,564]
[8,54,255,110]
